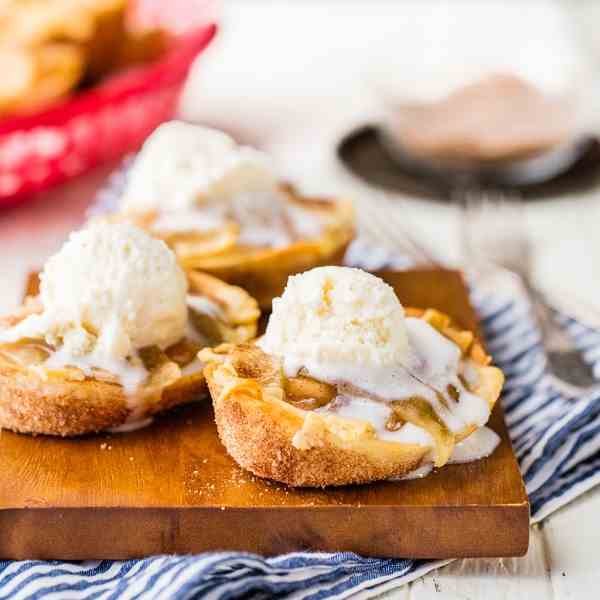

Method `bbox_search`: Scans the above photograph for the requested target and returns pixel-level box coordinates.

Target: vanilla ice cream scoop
[120,120,279,213]
[260,267,409,372]
[1,223,188,365]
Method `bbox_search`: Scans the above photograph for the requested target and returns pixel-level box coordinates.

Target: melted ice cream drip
[283,317,498,475]
[394,464,434,481]
[153,190,325,249]
[43,345,147,395]
[187,294,224,320]
[390,426,501,481]
[108,417,154,434]
[448,426,500,464]
[30,293,218,411]
[283,317,490,437]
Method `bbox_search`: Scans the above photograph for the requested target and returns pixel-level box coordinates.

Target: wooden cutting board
[0,270,529,560]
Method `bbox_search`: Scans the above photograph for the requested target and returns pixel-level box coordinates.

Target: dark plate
[337,125,600,203]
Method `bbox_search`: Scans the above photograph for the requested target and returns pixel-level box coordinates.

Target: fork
[462,191,598,397]
[357,194,440,267]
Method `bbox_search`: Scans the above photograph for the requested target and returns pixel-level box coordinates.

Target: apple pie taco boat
[0,272,259,437]
[201,308,504,487]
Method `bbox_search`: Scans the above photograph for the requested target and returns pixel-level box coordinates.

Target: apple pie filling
[268,312,499,468]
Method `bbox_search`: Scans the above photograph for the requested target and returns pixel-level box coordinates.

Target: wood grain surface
[0,270,529,560]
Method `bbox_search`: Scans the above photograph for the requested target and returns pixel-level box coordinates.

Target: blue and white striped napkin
[3,223,599,599]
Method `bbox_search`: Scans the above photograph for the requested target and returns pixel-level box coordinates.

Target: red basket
[0,17,217,206]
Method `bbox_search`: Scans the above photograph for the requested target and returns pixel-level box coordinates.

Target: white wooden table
[1,1,599,597]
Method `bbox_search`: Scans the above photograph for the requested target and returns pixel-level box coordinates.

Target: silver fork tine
[461,189,523,268]
[358,197,439,266]
[358,209,418,262]
[362,207,433,265]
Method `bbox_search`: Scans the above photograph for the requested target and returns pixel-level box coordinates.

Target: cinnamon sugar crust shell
[202,308,504,487]
[0,365,205,437]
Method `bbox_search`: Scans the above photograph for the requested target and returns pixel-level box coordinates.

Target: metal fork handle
[519,275,574,352]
